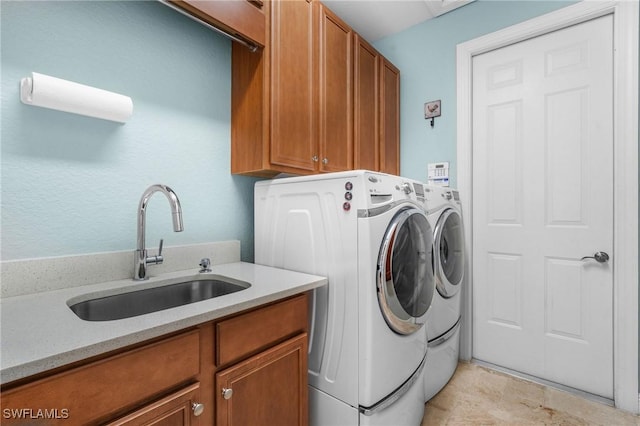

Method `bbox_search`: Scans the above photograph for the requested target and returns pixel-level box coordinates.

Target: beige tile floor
[421,363,640,425]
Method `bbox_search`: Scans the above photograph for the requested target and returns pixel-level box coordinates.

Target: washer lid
[377,207,435,335]
[435,208,464,298]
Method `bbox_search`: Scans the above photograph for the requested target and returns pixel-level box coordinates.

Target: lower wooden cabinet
[215,334,308,426]
[0,294,309,426]
[0,330,200,425]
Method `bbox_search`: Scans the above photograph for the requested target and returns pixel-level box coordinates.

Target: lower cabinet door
[216,333,308,426]
[107,383,203,426]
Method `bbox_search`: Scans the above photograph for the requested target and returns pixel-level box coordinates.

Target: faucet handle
[155,239,164,264]
[145,239,164,266]
[199,258,212,273]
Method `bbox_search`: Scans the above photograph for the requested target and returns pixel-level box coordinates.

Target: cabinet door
[318,3,353,173]
[216,334,308,426]
[380,57,400,175]
[354,34,379,171]
[107,383,202,426]
[270,0,317,172]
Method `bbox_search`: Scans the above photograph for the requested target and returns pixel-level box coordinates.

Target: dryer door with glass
[377,206,435,335]
[435,208,464,298]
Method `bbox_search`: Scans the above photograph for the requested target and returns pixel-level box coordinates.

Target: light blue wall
[1,1,259,262]
[374,0,577,187]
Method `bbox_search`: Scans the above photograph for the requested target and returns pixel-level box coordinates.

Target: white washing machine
[423,185,465,401]
[255,170,435,425]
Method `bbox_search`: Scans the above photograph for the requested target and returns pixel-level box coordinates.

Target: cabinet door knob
[322,158,329,165]
[222,388,233,400]
[312,155,319,162]
[192,402,204,416]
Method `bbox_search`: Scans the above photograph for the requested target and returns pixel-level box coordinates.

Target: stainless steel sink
[69,278,251,321]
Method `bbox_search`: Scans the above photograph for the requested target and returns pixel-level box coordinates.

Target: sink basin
[69,278,251,321]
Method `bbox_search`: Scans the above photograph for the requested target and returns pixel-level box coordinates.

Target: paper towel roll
[20,72,133,123]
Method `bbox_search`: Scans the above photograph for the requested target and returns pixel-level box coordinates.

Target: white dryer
[423,185,465,401]
[255,170,435,425]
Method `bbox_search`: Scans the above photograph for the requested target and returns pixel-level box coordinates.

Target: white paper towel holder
[20,72,133,123]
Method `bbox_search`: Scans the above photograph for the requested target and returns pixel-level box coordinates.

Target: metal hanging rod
[159,0,259,52]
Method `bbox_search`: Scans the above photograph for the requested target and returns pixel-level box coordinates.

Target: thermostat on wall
[428,162,449,187]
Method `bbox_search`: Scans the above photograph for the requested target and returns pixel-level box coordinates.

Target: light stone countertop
[0,262,327,385]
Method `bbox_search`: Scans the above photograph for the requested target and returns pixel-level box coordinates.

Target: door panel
[318,4,353,172]
[545,88,588,226]
[486,101,523,225]
[487,253,522,329]
[380,58,400,175]
[354,34,379,171]
[270,0,316,171]
[472,15,613,398]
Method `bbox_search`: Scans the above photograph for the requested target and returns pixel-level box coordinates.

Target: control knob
[400,183,413,194]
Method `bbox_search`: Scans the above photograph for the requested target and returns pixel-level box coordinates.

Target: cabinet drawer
[1,330,200,425]
[216,294,308,366]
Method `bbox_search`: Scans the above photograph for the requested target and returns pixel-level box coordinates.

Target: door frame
[456,1,639,413]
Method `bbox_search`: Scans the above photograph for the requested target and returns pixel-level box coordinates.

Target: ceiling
[322,0,474,41]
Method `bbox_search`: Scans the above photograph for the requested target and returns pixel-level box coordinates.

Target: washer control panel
[357,172,428,209]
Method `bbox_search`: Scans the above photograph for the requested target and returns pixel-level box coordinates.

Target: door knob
[580,251,609,263]
[191,402,204,416]
[222,388,233,400]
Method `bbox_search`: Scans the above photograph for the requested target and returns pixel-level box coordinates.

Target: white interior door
[472,15,614,398]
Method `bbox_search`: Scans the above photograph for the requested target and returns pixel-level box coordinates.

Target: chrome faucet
[134,184,184,280]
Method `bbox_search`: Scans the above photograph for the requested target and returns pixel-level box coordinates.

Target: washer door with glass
[435,208,464,298]
[377,207,435,335]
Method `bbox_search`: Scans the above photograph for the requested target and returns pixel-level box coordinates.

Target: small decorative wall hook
[424,100,441,128]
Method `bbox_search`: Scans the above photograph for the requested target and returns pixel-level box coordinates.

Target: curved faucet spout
[134,184,184,280]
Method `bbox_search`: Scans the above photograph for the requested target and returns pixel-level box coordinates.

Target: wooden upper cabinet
[380,57,400,175]
[230,0,400,177]
[171,0,266,47]
[353,34,380,171]
[231,0,317,177]
[269,0,317,172]
[318,3,353,173]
